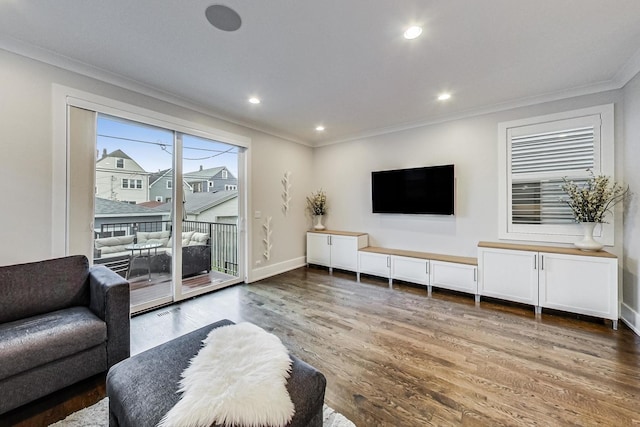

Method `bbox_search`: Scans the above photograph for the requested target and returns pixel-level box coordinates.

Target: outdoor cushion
[190,232,208,246]
[95,235,135,255]
[137,231,171,247]
[168,231,196,247]
[0,306,106,381]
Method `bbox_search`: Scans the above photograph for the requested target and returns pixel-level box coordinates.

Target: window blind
[511,126,594,175]
[511,126,594,225]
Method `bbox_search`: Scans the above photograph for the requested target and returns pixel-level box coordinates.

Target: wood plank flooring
[3,266,640,426]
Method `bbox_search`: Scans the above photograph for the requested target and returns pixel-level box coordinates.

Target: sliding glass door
[85,113,242,313]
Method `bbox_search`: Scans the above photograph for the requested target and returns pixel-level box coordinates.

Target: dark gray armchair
[0,255,130,415]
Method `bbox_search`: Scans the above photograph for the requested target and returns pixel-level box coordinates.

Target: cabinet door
[478,247,539,306]
[330,235,359,271]
[391,256,428,286]
[538,252,618,320]
[306,233,331,267]
[430,261,477,294]
[359,252,391,278]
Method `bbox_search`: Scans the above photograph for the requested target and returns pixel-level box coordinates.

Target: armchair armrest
[89,264,130,368]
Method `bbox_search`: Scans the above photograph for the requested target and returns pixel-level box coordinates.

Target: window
[167,180,172,189]
[221,170,228,179]
[121,178,143,190]
[498,104,614,244]
[155,196,163,202]
[116,158,124,169]
[225,184,237,191]
[208,181,214,188]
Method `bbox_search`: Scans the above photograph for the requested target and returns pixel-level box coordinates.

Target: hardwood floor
[4,266,640,426]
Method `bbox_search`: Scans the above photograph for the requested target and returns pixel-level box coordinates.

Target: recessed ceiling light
[437,93,451,101]
[404,26,423,40]
[248,97,261,104]
[205,5,242,32]
[315,126,325,132]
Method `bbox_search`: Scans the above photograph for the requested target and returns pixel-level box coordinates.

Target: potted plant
[561,171,629,251]
[306,189,327,230]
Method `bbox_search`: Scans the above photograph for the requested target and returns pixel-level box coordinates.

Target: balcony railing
[97,220,238,276]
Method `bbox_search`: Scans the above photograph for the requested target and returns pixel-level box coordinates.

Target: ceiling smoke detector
[205,5,242,32]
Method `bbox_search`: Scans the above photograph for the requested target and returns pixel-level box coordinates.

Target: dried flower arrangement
[306,189,327,216]
[561,171,629,223]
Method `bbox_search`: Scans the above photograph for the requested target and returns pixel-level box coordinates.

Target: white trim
[620,302,640,336]
[1,38,307,147]
[614,46,640,88]
[52,84,251,284]
[497,104,615,245]
[6,39,638,149]
[249,257,307,283]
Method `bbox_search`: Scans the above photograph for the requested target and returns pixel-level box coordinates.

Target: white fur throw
[157,323,294,427]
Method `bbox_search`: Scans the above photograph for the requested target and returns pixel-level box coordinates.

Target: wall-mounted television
[371,164,455,215]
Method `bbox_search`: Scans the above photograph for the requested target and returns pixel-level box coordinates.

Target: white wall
[0,48,314,280]
[622,71,640,333]
[313,91,625,258]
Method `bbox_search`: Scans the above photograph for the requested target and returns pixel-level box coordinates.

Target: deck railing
[97,220,238,275]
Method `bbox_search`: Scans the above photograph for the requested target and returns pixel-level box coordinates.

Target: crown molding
[613,46,640,88]
[314,80,621,147]
[0,36,311,148]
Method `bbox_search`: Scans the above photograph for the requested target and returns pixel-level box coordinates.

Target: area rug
[49,398,356,427]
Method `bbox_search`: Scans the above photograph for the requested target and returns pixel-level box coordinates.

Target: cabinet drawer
[359,252,391,278]
[430,260,477,294]
[391,256,428,286]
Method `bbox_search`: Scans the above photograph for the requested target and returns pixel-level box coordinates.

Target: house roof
[183,191,238,215]
[149,168,172,186]
[2,2,639,146]
[183,166,227,181]
[105,149,132,160]
[95,197,166,217]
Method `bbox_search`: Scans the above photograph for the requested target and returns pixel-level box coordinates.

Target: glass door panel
[94,114,174,313]
[178,133,240,297]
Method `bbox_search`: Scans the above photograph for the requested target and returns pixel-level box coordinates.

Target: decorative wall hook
[262,216,273,260]
[282,171,292,215]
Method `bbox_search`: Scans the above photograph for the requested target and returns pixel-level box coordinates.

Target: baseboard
[620,302,640,336]
[248,257,306,283]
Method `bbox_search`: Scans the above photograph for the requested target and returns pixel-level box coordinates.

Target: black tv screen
[372,165,455,215]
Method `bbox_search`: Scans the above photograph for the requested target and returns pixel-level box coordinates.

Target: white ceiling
[2,1,640,146]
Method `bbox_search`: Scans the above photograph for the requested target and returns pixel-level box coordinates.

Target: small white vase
[313,215,326,230]
[574,222,604,251]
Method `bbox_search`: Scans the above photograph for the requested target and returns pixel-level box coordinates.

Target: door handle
[533,254,537,270]
[541,255,544,271]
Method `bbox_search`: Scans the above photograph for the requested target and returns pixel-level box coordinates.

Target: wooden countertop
[360,246,477,266]
[307,230,368,237]
[478,241,617,259]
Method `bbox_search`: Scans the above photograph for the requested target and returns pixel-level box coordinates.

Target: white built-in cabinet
[306,231,368,273]
[477,242,618,329]
[357,247,478,296]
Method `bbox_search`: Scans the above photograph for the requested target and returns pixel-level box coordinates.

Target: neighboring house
[148,169,193,203]
[94,197,170,238]
[156,190,238,224]
[95,149,150,204]
[184,166,238,193]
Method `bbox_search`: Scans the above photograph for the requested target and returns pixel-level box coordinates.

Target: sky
[96,115,239,176]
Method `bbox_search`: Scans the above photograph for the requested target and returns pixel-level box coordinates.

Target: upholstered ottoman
[106,319,326,427]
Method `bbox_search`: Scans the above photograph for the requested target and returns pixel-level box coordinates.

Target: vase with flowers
[561,171,629,251]
[306,189,327,230]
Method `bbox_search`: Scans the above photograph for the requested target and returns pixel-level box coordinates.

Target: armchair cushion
[0,255,90,323]
[0,307,106,381]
